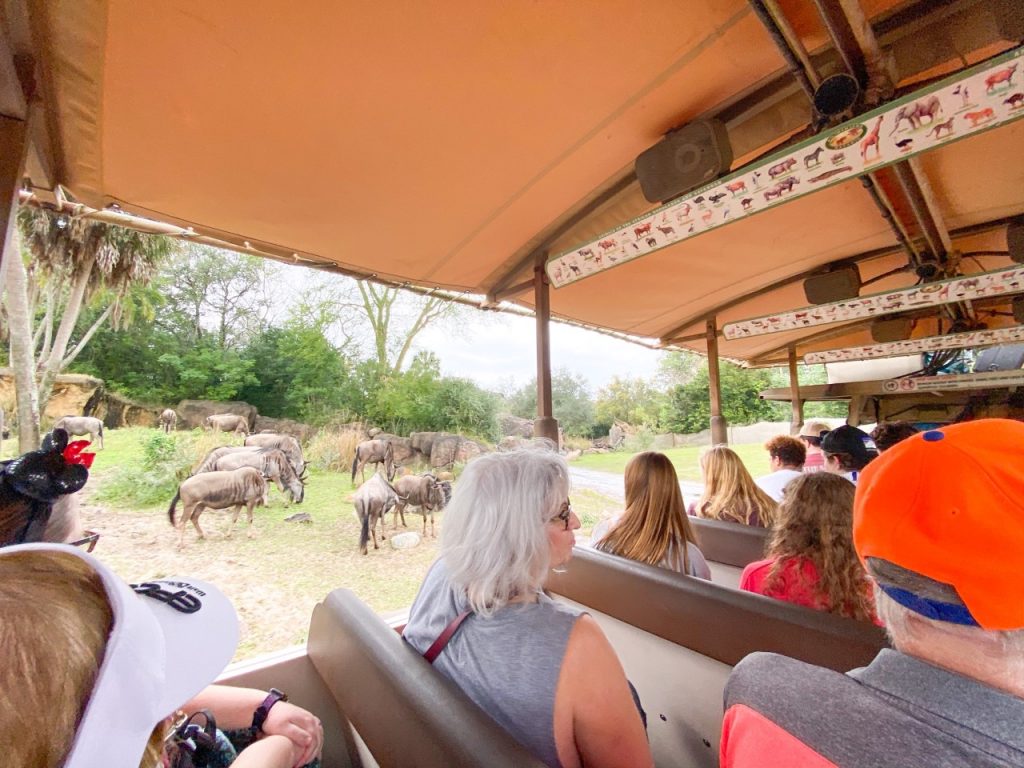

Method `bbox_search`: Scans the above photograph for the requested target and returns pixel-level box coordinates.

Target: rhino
[168,466,268,548]
[206,448,305,503]
[391,473,447,537]
[353,473,397,555]
[53,416,104,449]
[204,413,249,436]
[244,433,305,475]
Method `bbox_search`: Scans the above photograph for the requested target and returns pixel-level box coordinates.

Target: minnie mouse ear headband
[0,429,94,545]
[0,543,239,768]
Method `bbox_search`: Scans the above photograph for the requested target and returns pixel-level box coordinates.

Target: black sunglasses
[69,530,100,553]
[551,499,573,531]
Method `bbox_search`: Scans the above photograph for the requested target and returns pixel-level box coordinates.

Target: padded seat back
[690,517,768,568]
[308,589,545,768]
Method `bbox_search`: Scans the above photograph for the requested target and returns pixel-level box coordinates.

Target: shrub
[306,427,363,472]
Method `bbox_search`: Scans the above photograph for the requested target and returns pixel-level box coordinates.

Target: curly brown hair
[763,473,876,622]
[764,435,806,468]
[696,446,778,527]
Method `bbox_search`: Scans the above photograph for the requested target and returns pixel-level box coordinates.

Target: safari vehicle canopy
[2,0,1023,440]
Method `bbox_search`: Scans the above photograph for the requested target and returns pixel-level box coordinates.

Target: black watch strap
[250,688,288,734]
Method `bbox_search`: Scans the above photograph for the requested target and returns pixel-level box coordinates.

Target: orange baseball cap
[854,418,1024,630]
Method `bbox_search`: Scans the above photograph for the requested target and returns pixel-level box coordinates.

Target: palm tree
[3,206,175,449]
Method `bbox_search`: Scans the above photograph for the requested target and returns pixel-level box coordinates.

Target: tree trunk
[3,231,41,450]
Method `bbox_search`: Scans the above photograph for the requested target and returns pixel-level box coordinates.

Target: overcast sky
[414,311,664,394]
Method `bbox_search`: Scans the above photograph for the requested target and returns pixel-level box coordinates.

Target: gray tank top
[403,559,582,768]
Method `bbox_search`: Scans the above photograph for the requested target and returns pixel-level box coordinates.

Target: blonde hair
[764,473,876,622]
[0,550,164,768]
[696,446,777,527]
[596,452,696,573]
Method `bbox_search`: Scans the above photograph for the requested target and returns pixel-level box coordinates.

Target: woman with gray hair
[403,448,652,768]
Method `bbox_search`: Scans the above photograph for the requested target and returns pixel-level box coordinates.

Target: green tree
[661,361,786,434]
[5,208,175,448]
[506,370,595,437]
[594,376,665,428]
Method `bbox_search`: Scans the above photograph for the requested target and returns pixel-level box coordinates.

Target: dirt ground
[78,487,441,661]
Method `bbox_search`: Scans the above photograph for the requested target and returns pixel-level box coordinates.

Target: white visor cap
[0,543,239,768]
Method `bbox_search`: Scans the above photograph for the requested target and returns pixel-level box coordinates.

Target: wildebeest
[205,448,305,503]
[168,466,268,548]
[391,473,447,537]
[159,408,177,433]
[53,416,104,449]
[353,474,398,555]
[351,439,396,483]
[204,413,249,436]
[243,433,305,475]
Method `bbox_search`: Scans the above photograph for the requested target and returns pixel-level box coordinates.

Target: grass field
[570,442,770,481]
[32,428,621,661]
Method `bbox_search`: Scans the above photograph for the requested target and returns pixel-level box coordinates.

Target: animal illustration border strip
[881,368,1024,394]
[804,325,1024,364]
[723,266,1024,339]
[546,45,1024,289]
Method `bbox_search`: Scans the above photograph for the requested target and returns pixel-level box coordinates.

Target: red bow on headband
[63,441,96,469]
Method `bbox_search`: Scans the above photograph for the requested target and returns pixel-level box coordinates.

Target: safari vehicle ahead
[1,1,1022,765]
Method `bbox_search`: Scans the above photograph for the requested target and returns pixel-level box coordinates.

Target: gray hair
[874,586,1024,679]
[440,447,570,617]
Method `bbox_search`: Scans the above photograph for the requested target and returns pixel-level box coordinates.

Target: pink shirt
[802,451,825,473]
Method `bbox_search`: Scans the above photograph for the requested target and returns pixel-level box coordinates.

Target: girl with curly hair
[740,472,877,622]
[691,446,777,528]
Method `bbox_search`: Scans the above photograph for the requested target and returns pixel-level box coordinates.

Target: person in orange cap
[719,419,1024,768]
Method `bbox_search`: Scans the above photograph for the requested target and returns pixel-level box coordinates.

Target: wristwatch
[251,688,289,735]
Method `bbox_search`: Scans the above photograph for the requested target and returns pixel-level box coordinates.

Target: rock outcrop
[176,400,258,430]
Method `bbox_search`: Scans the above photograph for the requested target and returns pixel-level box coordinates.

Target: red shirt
[802,451,825,473]
[740,556,830,612]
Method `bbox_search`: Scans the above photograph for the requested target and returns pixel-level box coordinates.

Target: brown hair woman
[739,472,877,622]
[693,446,777,528]
[594,452,711,578]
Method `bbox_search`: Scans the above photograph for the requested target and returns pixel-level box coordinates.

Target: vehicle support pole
[706,317,728,445]
[788,345,803,435]
[0,114,28,288]
[533,262,559,446]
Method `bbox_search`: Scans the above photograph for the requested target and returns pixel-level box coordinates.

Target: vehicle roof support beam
[788,345,803,436]
[707,317,728,445]
[532,261,559,445]
[0,114,28,294]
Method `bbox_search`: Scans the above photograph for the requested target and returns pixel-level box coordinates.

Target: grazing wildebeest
[204,413,249,436]
[244,433,305,475]
[207,448,305,503]
[159,408,177,433]
[53,416,104,449]
[168,466,268,548]
[351,439,395,483]
[353,473,398,555]
[391,473,447,537]
[195,445,262,474]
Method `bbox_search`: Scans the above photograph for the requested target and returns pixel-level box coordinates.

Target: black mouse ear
[52,464,88,496]
[41,428,70,453]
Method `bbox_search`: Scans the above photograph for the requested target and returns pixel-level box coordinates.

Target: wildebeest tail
[168,490,181,526]
[351,449,359,483]
[98,421,104,437]
[358,501,370,554]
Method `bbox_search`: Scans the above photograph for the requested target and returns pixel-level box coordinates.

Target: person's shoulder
[726,652,853,709]
[740,557,775,588]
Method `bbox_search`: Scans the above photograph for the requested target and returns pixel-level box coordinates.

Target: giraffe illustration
[861,116,884,162]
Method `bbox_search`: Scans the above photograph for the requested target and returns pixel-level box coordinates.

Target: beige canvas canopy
[2,0,1022,379]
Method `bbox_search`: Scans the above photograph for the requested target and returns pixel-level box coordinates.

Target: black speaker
[635,120,733,203]
[871,318,913,343]
[804,266,862,305]
[1013,296,1024,323]
[1009,218,1024,264]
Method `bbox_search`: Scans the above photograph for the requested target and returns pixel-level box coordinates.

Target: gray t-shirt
[403,559,582,768]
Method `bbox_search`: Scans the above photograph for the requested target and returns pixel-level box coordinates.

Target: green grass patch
[570,442,771,481]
